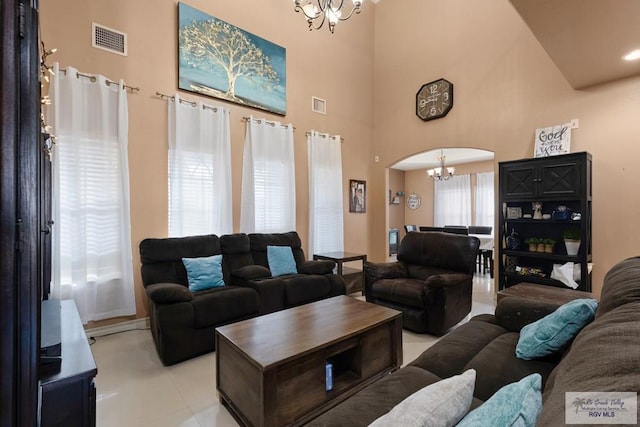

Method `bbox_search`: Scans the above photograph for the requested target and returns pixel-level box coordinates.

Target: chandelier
[427,150,455,181]
[294,0,363,33]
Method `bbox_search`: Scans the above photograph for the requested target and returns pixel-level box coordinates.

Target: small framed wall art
[349,180,366,213]
[506,206,523,219]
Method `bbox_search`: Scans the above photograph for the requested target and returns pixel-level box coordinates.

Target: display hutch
[498,152,592,292]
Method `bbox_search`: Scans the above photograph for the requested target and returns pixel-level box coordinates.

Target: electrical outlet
[570,119,579,129]
[374,156,379,163]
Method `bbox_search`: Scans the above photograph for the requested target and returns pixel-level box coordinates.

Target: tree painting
[178,3,286,115]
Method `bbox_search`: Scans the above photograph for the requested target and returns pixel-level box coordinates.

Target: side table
[313,252,367,295]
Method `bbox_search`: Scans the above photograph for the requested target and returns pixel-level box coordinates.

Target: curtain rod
[59,68,139,92]
[155,91,220,112]
[305,131,344,142]
[242,115,295,130]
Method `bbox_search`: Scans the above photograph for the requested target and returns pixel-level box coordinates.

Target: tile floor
[90,273,495,427]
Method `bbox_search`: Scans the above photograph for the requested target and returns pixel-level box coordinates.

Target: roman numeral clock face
[416,78,453,121]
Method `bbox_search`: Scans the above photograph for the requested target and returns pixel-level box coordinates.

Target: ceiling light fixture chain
[294,0,363,33]
[427,150,455,181]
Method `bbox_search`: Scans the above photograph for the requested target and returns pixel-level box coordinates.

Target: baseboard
[84,317,150,338]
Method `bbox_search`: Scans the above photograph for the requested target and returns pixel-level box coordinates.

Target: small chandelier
[427,150,455,181]
[294,0,363,33]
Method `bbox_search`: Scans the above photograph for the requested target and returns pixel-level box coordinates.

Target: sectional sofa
[309,256,640,426]
[139,232,345,365]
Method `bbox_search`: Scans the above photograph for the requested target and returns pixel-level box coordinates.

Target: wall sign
[406,193,421,210]
[534,123,571,157]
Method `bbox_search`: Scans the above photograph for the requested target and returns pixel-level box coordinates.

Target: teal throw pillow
[456,373,542,427]
[369,369,476,427]
[516,298,598,360]
[267,245,298,277]
[182,254,225,292]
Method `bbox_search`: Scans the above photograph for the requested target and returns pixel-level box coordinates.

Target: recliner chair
[364,231,480,335]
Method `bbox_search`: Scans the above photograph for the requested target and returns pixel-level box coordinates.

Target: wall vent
[92,23,128,56]
[312,96,326,114]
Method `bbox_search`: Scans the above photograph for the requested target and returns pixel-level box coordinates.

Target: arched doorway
[387,147,495,246]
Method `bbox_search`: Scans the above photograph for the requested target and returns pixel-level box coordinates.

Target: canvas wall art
[178,2,286,115]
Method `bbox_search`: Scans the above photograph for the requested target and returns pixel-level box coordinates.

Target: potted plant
[563,228,581,256]
[543,238,556,254]
[525,237,539,252]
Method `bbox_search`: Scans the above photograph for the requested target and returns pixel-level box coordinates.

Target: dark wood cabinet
[498,152,592,292]
[40,301,97,427]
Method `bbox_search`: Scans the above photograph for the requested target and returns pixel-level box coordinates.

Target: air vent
[312,96,326,114]
[92,23,127,56]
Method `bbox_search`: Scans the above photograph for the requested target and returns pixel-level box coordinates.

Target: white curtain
[434,174,472,227]
[240,116,295,233]
[308,131,344,255]
[168,94,232,237]
[475,172,495,227]
[48,64,135,324]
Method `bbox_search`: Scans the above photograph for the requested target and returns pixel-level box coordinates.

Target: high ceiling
[388,0,640,170]
[510,0,640,89]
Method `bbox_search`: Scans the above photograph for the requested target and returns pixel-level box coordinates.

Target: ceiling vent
[312,96,326,115]
[92,23,127,56]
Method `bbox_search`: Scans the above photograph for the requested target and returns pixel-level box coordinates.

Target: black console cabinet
[40,300,97,427]
[498,152,592,292]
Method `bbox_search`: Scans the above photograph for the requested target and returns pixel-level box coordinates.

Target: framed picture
[349,180,366,213]
[506,206,523,219]
[178,2,286,115]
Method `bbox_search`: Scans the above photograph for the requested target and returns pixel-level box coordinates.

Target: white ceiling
[510,0,640,89]
[391,148,494,171]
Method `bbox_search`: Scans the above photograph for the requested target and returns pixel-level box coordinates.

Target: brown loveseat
[220,231,346,314]
[308,256,640,426]
[139,231,346,365]
[364,231,480,334]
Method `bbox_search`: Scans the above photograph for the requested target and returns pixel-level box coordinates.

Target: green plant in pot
[525,237,539,252]
[543,238,556,254]
[563,228,581,256]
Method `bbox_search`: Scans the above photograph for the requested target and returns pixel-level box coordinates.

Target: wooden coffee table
[215,296,403,427]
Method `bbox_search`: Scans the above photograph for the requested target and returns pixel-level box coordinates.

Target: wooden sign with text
[534,123,571,157]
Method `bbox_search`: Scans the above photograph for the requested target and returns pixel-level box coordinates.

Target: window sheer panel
[434,174,472,227]
[308,132,344,255]
[240,117,295,233]
[49,63,136,323]
[475,172,495,227]
[168,95,232,237]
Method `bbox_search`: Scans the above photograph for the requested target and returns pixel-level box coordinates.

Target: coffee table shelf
[215,296,402,427]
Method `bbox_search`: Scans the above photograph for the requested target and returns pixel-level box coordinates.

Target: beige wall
[388,168,405,239]
[371,0,640,296]
[41,0,374,324]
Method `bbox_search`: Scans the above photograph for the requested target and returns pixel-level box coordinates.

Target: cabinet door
[539,159,581,198]
[502,164,536,199]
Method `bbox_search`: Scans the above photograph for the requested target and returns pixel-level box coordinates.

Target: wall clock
[406,193,421,210]
[416,78,453,121]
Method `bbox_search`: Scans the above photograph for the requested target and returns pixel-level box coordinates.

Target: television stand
[40,300,97,427]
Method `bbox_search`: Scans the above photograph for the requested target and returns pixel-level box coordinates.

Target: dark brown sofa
[139,234,259,366]
[220,231,346,314]
[139,232,346,365]
[364,231,480,334]
[308,256,640,426]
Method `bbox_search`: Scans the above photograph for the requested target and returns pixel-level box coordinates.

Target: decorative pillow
[516,298,598,360]
[182,255,225,292]
[456,373,542,427]
[368,369,476,427]
[267,245,298,277]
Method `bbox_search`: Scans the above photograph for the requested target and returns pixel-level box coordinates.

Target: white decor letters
[534,123,571,158]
